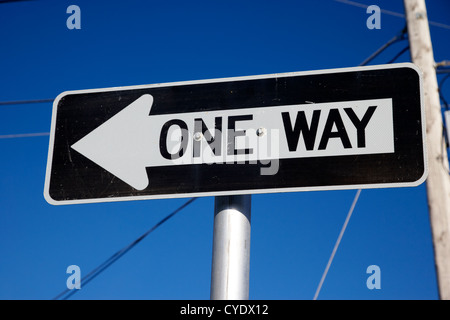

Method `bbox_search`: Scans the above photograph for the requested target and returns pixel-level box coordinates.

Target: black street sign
[44,63,426,205]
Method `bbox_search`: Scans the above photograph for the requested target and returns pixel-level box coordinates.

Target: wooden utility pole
[404,0,450,300]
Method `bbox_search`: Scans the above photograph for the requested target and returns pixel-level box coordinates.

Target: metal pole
[210,195,251,300]
[404,0,450,300]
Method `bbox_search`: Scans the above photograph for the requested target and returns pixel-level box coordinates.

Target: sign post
[44,63,426,300]
[211,195,251,300]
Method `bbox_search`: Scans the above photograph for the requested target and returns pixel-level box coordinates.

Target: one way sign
[44,63,426,205]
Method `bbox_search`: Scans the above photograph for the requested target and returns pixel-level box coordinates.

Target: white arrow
[71,94,394,191]
[71,94,282,190]
[71,94,156,190]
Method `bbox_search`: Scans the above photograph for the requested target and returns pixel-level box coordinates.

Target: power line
[359,27,407,66]
[438,72,450,172]
[0,132,49,139]
[334,0,405,18]
[313,189,361,300]
[0,0,34,4]
[334,0,450,30]
[0,99,53,106]
[0,100,52,140]
[53,197,197,300]
[313,34,412,299]
[387,45,409,64]
[439,73,450,94]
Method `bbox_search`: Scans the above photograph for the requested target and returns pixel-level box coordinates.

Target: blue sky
[0,0,449,300]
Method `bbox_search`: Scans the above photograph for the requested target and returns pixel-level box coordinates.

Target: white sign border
[44,63,427,205]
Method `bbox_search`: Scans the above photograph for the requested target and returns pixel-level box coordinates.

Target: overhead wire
[437,69,450,75]
[52,197,197,300]
[387,45,409,64]
[437,70,450,174]
[0,100,52,139]
[359,26,407,66]
[313,189,361,300]
[0,98,53,106]
[0,132,49,139]
[313,26,409,299]
[334,0,450,30]
[0,0,34,4]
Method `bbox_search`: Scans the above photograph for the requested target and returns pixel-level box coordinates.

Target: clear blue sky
[0,0,449,300]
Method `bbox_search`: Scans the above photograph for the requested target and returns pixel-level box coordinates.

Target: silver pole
[210,195,251,300]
